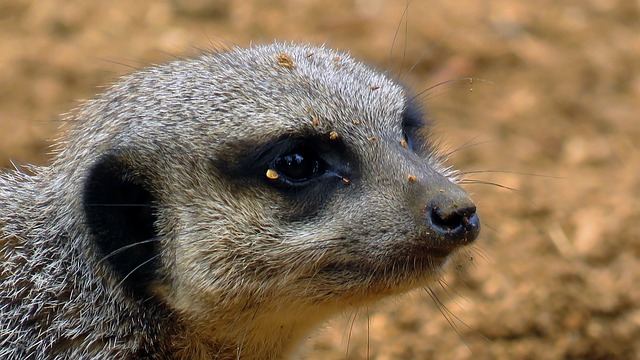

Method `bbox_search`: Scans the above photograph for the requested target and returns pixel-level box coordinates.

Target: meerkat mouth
[318,245,454,279]
[313,251,452,300]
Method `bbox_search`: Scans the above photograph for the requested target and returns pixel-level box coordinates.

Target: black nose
[426,202,480,244]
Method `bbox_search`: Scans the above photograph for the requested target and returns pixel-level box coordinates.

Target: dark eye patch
[217,135,354,222]
[225,135,351,186]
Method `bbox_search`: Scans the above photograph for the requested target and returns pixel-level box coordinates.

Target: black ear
[83,153,159,297]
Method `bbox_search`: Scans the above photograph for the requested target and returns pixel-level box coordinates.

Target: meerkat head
[72,43,479,346]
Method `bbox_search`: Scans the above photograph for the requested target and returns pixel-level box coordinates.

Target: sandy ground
[1,0,639,359]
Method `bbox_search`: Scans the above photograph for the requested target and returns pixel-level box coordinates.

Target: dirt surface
[1,0,639,359]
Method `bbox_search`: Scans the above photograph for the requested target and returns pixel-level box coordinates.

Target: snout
[407,174,481,251]
[425,195,480,245]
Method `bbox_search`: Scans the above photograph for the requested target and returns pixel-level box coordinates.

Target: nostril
[427,204,480,243]
[432,206,466,230]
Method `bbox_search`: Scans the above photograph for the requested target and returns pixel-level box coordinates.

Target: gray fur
[0,43,478,359]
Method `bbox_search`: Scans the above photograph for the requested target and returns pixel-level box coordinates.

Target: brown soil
[1,1,638,359]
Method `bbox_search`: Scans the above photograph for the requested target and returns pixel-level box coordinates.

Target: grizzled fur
[0,43,479,359]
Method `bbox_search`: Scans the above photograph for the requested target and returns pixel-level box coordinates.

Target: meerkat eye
[402,130,415,150]
[401,99,428,152]
[272,148,322,183]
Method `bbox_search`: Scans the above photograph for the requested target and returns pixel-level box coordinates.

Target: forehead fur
[61,43,408,165]
[202,43,407,135]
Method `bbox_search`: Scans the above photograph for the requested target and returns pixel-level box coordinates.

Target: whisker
[406,24,484,76]
[458,179,520,193]
[411,77,493,102]
[114,252,164,290]
[466,245,492,265]
[86,203,154,207]
[424,286,467,347]
[436,278,466,308]
[479,221,499,234]
[344,308,359,359]
[460,179,540,207]
[442,136,495,158]
[387,2,409,74]
[96,237,162,265]
[94,57,143,72]
[366,306,371,360]
[432,285,492,345]
[457,169,562,179]
[396,1,411,83]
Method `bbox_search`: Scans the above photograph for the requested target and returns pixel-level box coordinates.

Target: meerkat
[0,43,480,359]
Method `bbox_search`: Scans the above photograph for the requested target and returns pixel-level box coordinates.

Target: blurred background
[1,0,639,358]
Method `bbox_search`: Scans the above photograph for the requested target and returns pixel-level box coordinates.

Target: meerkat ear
[82,153,159,296]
